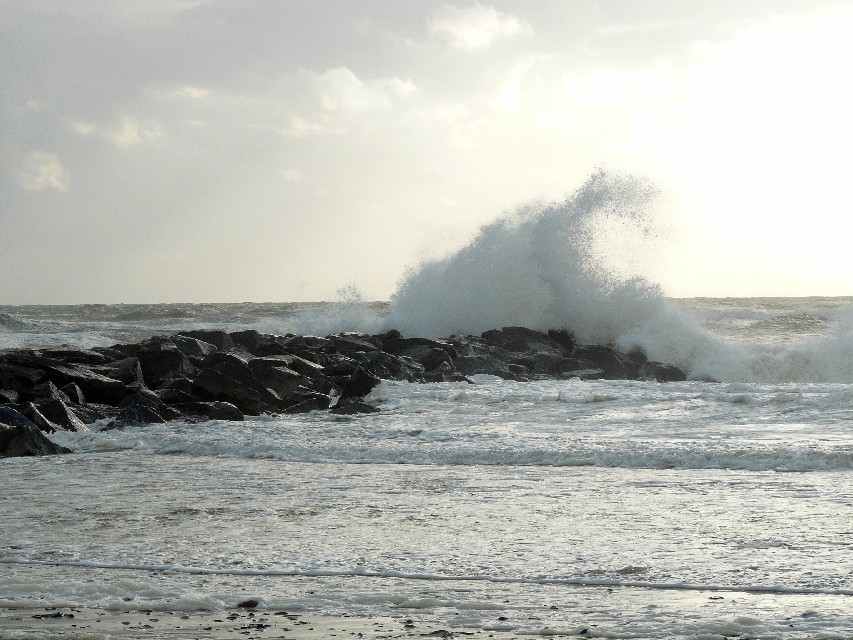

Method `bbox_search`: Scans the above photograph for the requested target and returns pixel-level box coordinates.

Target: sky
[1,0,851,304]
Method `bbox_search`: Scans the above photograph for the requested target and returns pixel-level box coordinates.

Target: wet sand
[0,606,528,640]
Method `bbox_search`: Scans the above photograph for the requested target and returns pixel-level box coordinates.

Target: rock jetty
[0,326,686,457]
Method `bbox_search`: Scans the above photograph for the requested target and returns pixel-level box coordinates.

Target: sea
[2,176,853,639]
[1,296,853,640]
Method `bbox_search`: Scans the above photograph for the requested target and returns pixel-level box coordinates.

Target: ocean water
[2,175,853,638]
[2,296,853,639]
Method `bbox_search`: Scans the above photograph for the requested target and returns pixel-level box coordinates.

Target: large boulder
[92,357,144,385]
[39,349,110,365]
[32,398,88,432]
[248,358,310,397]
[178,330,234,351]
[172,335,218,360]
[135,338,196,387]
[0,421,71,457]
[340,367,381,399]
[572,345,633,379]
[193,352,281,414]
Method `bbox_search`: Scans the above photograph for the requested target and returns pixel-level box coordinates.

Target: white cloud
[279,114,342,138]
[429,3,531,51]
[312,67,415,113]
[281,168,304,183]
[108,116,163,148]
[174,85,210,99]
[17,151,69,192]
[70,120,97,136]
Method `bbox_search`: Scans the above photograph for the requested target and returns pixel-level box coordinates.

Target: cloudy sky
[2,0,851,304]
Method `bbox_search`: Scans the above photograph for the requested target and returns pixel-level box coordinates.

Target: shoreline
[0,606,529,640]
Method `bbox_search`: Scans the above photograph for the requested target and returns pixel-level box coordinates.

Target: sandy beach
[0,606,531,640]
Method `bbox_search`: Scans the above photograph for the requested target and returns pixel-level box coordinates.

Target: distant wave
[0,312,29,331]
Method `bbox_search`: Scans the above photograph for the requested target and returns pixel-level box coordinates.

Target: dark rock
[641,361,687,382]
[253,353,325,378]
[136,339,195,387]
[172,335,218,359]
[107,390,175,428]
[482,326,567,355]
[341,367,380,398]
[34,398,88,432]
[0,389,20,404]
[24,402,61,433]
[28,360,127,404]
[356,351,424,382]
[237,599,259,609]
[320,353,359,376]
[547,328,577,352]
[179,330,234,351]
[330,398,380,414]
[39,349,110,365]
[283,393,331,414]
[0,406,38,429]
[572,345,632,379]
[0,422,71,457]
[92,357,144,385]
[281,335,331,351]
[175,401,244,421]
[60,383,86,405]
[248,359,309,397]
[328,333,380,355]
[32,380,71,404]
[0,361,46,395]
[194,352,280,414]
[453,354,514,379]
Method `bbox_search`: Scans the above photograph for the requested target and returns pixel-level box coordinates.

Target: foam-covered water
[2,173,853,638]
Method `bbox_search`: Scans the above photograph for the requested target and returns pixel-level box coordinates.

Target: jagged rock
[253,353,324,378]
[281,335,330,351]
[453,354,514,379]
[482,326,567,355]
[327,333,380,355]
[172,335,218,359]
[229,330,291,357]
[641,361,687,382]
[135,338,195,387]
[572,345,633,379]
[179,330,234,351]
[194,352,280,414]
[34,398,88,432]
[321,353,359,376]
[60,383,86,405]
[4,356,128,404]
[107,389,178,428]
[92,357,144,385]
[0,406,39,429]
[32,380,71,404]
[0,421,71,457]
[355,351,424,382]
[175,401,243,421]
[0,361,45,396]
[25,402,60,433]
[248,359,307,397]
[330,398,380,414]
[340,367,381,398]
[547,329,577,352]
[283,392,331,413]
[39,349,110,365]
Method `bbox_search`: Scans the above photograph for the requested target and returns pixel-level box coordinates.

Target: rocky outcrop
[0,325,688,430]
[0,409,71,457]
